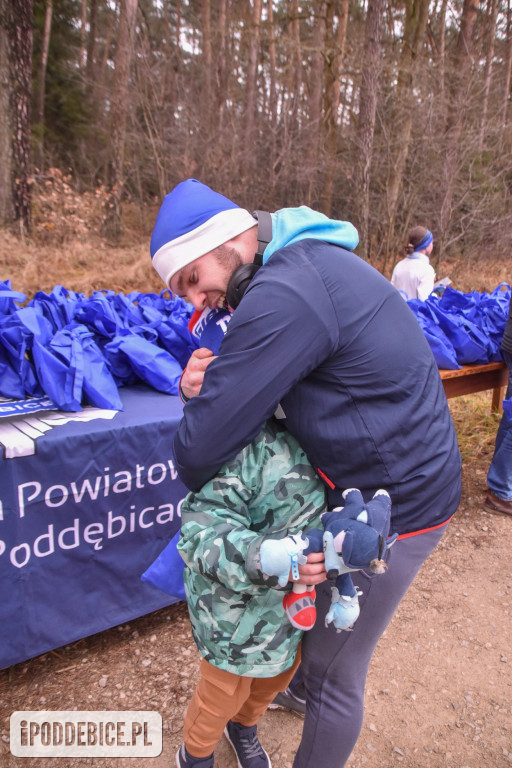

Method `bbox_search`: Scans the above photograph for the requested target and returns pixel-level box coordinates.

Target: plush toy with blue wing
[260,488,398,632]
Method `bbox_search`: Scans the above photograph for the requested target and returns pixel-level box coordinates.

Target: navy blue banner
[0,386,188,669]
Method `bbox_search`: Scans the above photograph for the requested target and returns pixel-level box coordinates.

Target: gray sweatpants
[292,524,447,768]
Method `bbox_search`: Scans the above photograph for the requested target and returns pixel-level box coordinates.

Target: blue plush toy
[260,488,398,632]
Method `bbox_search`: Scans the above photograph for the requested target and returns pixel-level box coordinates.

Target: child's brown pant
[183,648,301,758]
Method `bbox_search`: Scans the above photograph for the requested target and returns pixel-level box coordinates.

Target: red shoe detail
[282,589,317,630]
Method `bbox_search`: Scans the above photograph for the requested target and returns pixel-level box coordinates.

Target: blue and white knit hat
[150,179,257,287]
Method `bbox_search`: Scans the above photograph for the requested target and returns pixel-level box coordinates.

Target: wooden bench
[439,362,508,412]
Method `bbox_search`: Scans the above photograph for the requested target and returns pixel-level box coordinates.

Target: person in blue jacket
[150,179,462,768]
[486,297,512,515]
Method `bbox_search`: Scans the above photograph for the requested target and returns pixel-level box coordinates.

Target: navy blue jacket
[173,240,461,535]
[501,297,512,355]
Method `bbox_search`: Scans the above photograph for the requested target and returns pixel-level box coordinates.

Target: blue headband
[413,230,433,252]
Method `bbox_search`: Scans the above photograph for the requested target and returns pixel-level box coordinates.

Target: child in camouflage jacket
[175,417,327,768]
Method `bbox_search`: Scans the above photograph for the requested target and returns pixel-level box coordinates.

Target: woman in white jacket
[391,226,436,301]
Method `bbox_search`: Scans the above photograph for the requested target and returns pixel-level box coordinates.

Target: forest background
[0,0,511,296]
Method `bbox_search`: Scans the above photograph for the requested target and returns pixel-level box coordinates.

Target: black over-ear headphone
[225,210,273,310]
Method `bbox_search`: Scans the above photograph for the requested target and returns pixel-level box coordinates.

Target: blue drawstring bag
[0,280,26,315]
[24,311,84,410]
[437,285,481,322]
[407,300,460,370]
[0,283,32,398]
[478,284,511,361]
[0,309,48,398]
[29,285,80,332]
[15,305,54,345]
[428,300,492,365]
[104,329,183,395]
[427,285,510,364]
[137,292,197,367]
[0,328,40,399]
[53,323,124,410]
[80,330,124,410]
[139,304,198,369]
[504,398,512,422]
[32,332,84,411]
[111,292,149,332]
[0,331,26,399]
[101,342,139,387]
[141,530,186,601]
[2,282,196,410]
[74,291,124,339]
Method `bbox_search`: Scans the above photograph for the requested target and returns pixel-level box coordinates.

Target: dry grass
[434,253,510,294]
[0,228,163,298]
[1,174,509,299]
[1,171,163,298]
[2,230,508,300]
[448,391,501,465]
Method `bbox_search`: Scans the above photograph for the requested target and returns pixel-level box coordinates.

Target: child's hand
[292,551,327,586]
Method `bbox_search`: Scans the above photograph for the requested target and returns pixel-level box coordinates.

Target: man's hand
[181,348,216,399]
[291,551,327,585]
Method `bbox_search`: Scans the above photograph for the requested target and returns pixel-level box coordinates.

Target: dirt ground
[1,393,511,768]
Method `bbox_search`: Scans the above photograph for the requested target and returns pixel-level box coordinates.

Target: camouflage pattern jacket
[177,419,326,677]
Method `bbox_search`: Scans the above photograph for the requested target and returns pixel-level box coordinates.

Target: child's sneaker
[175,743,214,767]
[282,588,316,630]
[224,720,271,767]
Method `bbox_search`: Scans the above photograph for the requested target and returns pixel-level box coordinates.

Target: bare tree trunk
[479,0,499,148]
[320,0,349,215]
[305,1,327,205]
[37,0,52,171]
[136,16,167,200]
[103,0,138,240]
[201,0,212,130]
[502,0,512,130]
[289,0,302,126]
[96,0,118,107]
[191,0,213,179]
[274,0,302,191]
[242,0,263,184]
[86,0,98,85]
[80,0,87,68]
[6,0,33,235]
[435,0,448,116]
[383,0,429,268]
[216,0,228,134]
[267,0,278,190]
[438,0,480,257]
[354,0,385,261]
[0,0,12,223]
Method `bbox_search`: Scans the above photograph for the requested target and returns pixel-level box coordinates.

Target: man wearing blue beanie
[150,179,461,768]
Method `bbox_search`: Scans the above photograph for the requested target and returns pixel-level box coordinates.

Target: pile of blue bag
[407,283,511,370]
[0,280,198,411]
[2,279,510,414]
